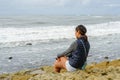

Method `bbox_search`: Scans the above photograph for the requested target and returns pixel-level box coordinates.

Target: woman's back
[69,36,90,69]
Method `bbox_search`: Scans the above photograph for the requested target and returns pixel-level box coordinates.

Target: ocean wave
[0,21,120,47]
[87,21,120,36]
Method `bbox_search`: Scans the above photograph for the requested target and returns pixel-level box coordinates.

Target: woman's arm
[57,41,77,58]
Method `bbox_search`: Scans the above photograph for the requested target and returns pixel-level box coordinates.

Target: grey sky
[0,0,120,15]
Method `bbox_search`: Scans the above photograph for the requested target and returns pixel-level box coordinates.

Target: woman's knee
[54,57,67,69]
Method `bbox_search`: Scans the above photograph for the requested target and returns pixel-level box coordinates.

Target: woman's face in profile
[75,30,80,38]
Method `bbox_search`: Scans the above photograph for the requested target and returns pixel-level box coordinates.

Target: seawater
[0,15,120,74]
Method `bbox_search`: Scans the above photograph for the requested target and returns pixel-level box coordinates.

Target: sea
[0,15,120,74]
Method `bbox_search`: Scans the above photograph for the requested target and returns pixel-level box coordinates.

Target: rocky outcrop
[0,59,120,80]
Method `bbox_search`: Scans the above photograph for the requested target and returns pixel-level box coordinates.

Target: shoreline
[0,59,120,80]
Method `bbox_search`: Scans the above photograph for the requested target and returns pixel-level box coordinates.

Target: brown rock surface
[0,59,120,80]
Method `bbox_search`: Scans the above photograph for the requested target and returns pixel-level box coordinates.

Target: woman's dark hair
[75,25,88,41]
[76,25,87,35]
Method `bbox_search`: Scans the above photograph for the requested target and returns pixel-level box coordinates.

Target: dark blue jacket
[69,37,90,68]
[57,37,90,69]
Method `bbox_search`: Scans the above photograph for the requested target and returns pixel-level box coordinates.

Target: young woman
[54,25,90,72]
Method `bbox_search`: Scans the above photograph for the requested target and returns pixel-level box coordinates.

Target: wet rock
[8,57,13,60]
[104,56,109,59]
[26,43,32,45]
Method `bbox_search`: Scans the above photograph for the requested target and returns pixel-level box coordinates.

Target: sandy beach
[0,59,119,80]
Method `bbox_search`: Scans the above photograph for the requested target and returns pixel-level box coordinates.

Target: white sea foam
[0,21,120,47]
[87,21,120,36]
[0,26,75,43]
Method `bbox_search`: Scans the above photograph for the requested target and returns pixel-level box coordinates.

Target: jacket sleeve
[57,41,77,58]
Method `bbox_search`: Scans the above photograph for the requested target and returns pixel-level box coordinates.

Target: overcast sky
[0,0,120,15]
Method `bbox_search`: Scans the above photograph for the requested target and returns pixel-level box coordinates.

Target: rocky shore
[0,59,120,80]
